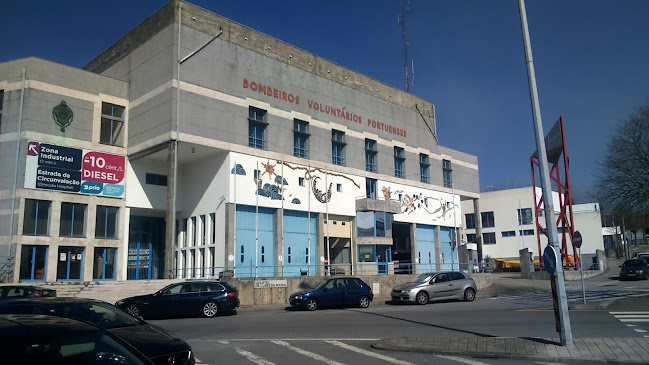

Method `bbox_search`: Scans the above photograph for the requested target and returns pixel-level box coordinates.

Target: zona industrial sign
[24,141,125,198]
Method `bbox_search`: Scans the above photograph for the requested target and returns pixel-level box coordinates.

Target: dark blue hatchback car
[116,280,239,319]
[289,277,373,311]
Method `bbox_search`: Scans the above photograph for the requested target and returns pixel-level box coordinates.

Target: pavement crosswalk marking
[326,340,416,365]
[234,347,276,365]
[271,340,347,365]
[490,290,648,303]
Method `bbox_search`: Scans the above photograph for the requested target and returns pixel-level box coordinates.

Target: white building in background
[460,187,604,260]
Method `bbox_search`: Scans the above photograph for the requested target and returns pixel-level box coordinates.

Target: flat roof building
[0,1,479,282]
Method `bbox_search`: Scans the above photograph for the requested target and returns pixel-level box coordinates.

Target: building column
[317,214,325,276]
[225,203,235,273]
[473,198,483,264]
[165,142,176,278]
[410,223,418,272]
[435,225,442,271]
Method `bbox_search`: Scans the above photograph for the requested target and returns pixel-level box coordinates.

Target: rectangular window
[59,202,87,237]
[466,233,476,243]
[365,139,377,172]
[358,245,374,262]
[481,211,495,228]
[419,153,430,183]
[299,177,305,186]
[336,183,342,192]
[23,199,51,236]
[145,173,168,186]
[100,102,125,146]
[443,159,453,188]
[394,147,405,178]
[519,229,535,236]
[95,206,119,239]
[93,247,116,280]
[465,213,475,229]
[483,232,497,244]
[517,208,533,225]
[366,178,377,199]
[293,119,309,158]
[248,106,267,149]
[254,169,260,179]
[501,231,516,237]
[332,130,346,166]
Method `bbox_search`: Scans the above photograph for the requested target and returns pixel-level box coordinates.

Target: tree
[595,102,649,228]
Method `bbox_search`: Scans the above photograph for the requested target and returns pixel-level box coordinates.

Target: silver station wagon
[391,271,477,304]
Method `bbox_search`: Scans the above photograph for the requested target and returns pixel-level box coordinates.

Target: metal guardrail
[0,256,15,283]
[168,262,493,279]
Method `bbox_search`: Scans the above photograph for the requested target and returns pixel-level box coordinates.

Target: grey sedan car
[391,271,477,304]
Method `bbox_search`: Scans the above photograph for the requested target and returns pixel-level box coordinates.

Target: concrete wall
[225,273,492,307]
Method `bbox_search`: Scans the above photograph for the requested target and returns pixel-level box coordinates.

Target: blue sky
[2,0,648,198]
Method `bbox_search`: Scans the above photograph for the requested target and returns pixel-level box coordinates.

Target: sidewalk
[372,336,649,364]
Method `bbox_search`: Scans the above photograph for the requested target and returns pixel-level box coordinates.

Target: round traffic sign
[573,231,583,248]
[543,245,557,275]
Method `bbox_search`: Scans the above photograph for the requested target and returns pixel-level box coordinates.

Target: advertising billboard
[24,141,125,198]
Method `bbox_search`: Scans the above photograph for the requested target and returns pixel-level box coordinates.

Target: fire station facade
[0,1,479,282]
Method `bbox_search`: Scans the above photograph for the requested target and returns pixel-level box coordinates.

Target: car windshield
[62,302,141,329]
[410,274,434,283]
[312,279,329,290]
[624,260,645,267]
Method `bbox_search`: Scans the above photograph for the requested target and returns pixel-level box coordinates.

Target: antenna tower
[401,0,410,93]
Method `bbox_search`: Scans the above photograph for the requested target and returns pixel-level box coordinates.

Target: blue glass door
[376,245,391,275]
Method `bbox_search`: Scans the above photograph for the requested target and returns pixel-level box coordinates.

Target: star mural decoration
[261,159,276,179]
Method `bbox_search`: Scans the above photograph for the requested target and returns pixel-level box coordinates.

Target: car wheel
[358,296,370,308]
[464,288,476,302]
[125,304,141,318]
[306,298,318,311]
[202,301,219,318]
[415,291,428,305]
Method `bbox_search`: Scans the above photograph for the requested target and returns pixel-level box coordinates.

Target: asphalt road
[149,268,649,365]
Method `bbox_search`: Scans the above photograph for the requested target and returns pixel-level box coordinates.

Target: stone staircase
[44,280,183,304]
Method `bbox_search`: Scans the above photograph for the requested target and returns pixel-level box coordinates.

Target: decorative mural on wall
[382,185,458,222]
[231,159,361,205]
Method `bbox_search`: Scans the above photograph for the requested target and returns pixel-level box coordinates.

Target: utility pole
[518,0,572,346]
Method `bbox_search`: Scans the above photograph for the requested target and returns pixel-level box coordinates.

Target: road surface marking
[634,329,648,333]
[272,340,346,365]
[218,340,229,344]
[627,324,637,327]
[610,312,649,315]
[619,319,649,322]
[234,347,276,365]
[436,355,490,365]
[326,340,416,365]
[190,338,380,342]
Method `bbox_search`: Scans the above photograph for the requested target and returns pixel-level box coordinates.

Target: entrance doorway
[376,245,392,275]
[392,222,412,274]
[128,216,165,280]
[19,245,48,281]
[57,246,84,281]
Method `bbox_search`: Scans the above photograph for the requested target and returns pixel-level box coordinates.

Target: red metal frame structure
[531,115,579,271]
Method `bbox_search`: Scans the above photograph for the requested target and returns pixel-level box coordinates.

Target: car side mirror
[322,287,328,292]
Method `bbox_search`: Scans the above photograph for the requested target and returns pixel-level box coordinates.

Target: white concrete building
[460,187,604,260]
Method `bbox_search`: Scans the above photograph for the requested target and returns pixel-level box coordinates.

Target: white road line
[326,340,416,365]
[234,347,276,365]
[610,312,649,315]
[634,329,648,333]
[613,313,649,318]
[271,340,346,365]
[628,324,637,327]
[619,319,649,322]
[218,340,229,344]
[436,355,490,365]
[190,338,380,342]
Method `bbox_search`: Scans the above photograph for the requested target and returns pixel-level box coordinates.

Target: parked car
[391,271,477,305]
[0,285,56,300]
[619,259,649,280]
[0,314,153,365]
[289,277,373,311]
[0,297,194,365]
[116,280,239,319]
